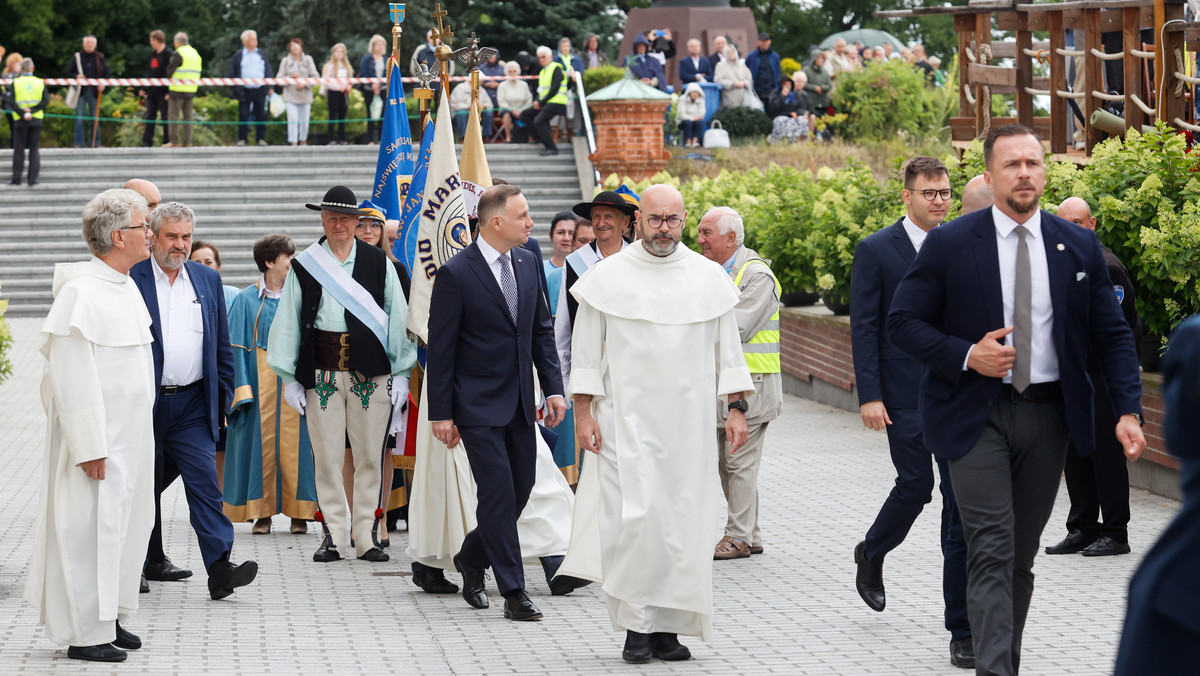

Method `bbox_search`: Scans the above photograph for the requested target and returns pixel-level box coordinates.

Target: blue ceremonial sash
[295,242,389,350]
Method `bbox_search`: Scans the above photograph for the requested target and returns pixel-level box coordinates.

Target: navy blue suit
[678,55,714,87]
[1115,316,1200,675]
[132,259,236,571]
[427,240,563,594]
[886,208,1142,461]
[849,219,969,640]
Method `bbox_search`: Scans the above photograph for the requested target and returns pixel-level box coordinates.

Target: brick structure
[586,72,673,181]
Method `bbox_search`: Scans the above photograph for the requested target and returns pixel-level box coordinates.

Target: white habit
[25,258,156,646]
[563,243,753,640]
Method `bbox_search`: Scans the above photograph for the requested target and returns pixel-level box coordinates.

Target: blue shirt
[241,49,265,88]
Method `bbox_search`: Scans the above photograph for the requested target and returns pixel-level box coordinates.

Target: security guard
[166,31,203,147]
[520,45,568,156]
[8,58,48,187]
[696,206,783,561]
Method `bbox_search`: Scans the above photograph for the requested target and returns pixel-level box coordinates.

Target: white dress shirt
[990,206,1059,384]
[152,258,205,386]
[902,215,930,253]
[257,274,283,300]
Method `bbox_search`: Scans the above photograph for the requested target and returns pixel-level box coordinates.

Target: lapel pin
[1056,243,1065,251]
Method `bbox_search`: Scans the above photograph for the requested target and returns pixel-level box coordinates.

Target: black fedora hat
[572,190,638,220]
[305,186,366,215]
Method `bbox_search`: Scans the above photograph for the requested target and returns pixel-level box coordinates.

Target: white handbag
[703,119,730,148]
[65,53,83,109]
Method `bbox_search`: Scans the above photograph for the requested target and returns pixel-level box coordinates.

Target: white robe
[24,257,156,646]
[560,243,753,640]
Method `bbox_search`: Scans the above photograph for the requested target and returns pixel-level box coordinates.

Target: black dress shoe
[139,574,149,594]
[538,148,560,156]
[143,558,193,581]
[549,574,592,596]
[622,631,652,664]
[113,622,141,650]
[207,559,259,600]
[412,562,459,594]
[453,553,489,609]
[357,547,390,562]
[1045,529,1096,555]
[67,644,126,662]
[854,541,885,612]
[502,589,543,621]
[650,633,692,661]
[313,540,343,563]
[1080,536,1132,557]
[950,636,975,669]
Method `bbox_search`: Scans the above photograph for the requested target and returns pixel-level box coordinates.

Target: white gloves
[389,376,410,438]
[284,382,306,415]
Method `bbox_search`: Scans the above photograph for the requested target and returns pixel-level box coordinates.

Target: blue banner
[395,118,434,272]
[371,59,414,224]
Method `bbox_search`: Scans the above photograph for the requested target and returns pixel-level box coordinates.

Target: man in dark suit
[132,202,258,601]
[1045,197,1142,558]
[708,35,728,69]
[887,124,1145,676]
[850,156,973,669]
[427,184,567,621]
[1114,315,1200,675]
[679,38,714,88]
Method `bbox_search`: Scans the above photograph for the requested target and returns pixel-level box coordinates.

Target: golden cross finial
[431,3,448,34]
[441,25,454,47]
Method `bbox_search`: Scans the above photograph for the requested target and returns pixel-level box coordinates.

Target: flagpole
[429,2,454,100]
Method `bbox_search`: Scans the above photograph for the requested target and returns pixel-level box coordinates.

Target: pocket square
[1076,271,1088,282]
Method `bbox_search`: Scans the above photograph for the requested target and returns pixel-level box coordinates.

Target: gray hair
[536,45,552,58]
[704,206,744,246]
[792,70,808,84]
[241,29,257,43]
[724,45,739,61]
[174,32,189,46]
[21,58,33,73]
[150,202,196,234]
[81,189,148,257]
[687,39,701,49]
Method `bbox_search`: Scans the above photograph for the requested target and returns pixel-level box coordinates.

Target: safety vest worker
[733,258,782,374]
[11,74,46,121]
[537,60,568,106]
[169,44,203,94]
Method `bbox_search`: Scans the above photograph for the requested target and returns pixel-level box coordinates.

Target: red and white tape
[40,75,533,87]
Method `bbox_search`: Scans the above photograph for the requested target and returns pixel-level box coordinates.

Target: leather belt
[160,380,203,396]
[999,381,1062,403]
[313,329,352,371]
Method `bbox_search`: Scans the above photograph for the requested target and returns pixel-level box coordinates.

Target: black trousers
[456,407,537,595]
[863,407,970,640]
[948,394,1070,676]
[520,102,566,150]
[1063,370,1131,541]
[11,121,41,184]
[326,91,348,142]
[238,88,269,142]
[142,90,169,146]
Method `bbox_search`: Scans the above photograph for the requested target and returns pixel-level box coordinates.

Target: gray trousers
[948,396,1069,676]
[718,421,768,546]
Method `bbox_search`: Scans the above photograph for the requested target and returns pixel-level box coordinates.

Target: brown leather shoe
[713,536,751,560]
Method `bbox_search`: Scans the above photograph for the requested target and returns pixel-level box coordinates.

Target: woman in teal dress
[223,234,317,534]
[543,212,580,484]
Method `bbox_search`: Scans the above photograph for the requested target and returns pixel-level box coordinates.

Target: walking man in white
[568,184,754,663]
[26,188,156,662]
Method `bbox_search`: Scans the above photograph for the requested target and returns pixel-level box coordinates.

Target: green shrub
[582,65,626,96]
[780,57,802,79]
[832,59,944,142]
[711,107,771,138]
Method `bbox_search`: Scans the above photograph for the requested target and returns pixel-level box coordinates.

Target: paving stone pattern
[0,317,1179,674]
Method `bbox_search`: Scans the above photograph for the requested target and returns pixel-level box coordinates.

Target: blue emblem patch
[1114,285,1125,304]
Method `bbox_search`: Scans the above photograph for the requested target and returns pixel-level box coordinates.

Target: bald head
[960,175,993,216]
[124,179,162,211]
[1057,196,1096,230]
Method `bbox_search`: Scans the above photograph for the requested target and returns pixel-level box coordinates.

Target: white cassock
[24,257,156,646]
[559,243,753,641]
[406,379,574,570]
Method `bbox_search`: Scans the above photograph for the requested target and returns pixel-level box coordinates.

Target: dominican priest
[565,184,754,664]
[25,189,156,663]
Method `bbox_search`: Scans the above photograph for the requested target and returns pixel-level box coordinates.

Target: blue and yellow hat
[357,199,385,223]
[614,183,640,210]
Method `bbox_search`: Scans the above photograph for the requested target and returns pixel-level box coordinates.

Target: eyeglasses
[356,221,382,231]
[913,189,953,202]
[644,215,684,229]
[120,223,152,233]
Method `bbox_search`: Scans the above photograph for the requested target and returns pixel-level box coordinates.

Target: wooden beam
[976,11,993,138]
[958,15,975,118]
[969,63,1018,88]
[1050,10,1069,153]
[1084,7,1105,151]
[1124,6,1145,130]
[1016,13,1035,126]
[983,40,1052,59]
[1159,0,1188,127]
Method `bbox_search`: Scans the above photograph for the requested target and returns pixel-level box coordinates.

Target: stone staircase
[0,143,583,317]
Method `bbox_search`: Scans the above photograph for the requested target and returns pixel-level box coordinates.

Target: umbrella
[818,29,905,51]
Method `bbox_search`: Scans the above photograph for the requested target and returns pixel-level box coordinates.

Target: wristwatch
[728,399,748,413]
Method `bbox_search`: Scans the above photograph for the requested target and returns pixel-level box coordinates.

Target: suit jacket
[850,218,923,409]
[132,259,236,441]
[886,208,1142,460]
[426,240,563,427]
[679,55,714,86]
[1114,315,1200,674]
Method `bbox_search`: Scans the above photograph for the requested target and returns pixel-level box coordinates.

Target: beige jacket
[716,245,783,427]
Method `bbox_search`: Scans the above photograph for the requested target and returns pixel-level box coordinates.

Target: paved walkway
[0,316,1178,674]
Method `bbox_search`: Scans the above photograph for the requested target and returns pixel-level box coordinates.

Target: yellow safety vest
[733,258,782,374]
[12,75,45,120]
[169,45,202,93]
[538,61,568,105]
